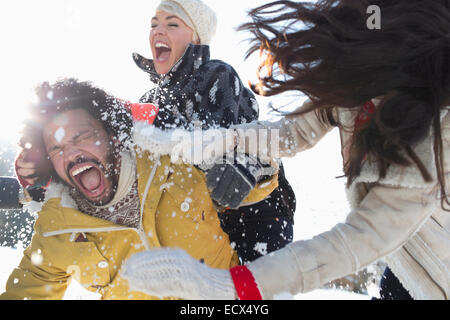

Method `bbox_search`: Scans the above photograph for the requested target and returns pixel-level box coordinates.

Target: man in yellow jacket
[1,78,278,300]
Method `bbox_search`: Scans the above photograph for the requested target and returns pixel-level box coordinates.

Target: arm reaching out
[122,248,237,300]
[169,100,334,166]
[122,248,265,300]
[122,183,441,300]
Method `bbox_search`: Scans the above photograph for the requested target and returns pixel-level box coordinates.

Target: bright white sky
[0,0,349,242]
[0,0,304,138]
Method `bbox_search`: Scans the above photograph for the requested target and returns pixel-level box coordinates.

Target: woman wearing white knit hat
[147,0,217,75]
[132,0,297,264]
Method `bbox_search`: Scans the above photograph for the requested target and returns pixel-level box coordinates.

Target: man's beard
[65,153,120,206]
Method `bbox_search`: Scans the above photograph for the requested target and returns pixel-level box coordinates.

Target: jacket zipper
[151,45,190,105]
[135,156,161,251]
[135,227,151,251]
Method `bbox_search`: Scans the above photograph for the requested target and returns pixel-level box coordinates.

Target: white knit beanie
[156,0,217,45]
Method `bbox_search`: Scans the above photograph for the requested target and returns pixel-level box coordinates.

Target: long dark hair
[240,0,450,209]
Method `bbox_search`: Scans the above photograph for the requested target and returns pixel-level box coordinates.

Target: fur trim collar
[345,109,449,208]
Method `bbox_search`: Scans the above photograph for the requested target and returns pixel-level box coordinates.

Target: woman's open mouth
[70,162,107,201]
[154,41,172,63]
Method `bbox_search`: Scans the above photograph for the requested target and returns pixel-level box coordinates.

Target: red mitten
[130,103,159,125]
[120,99,159,125]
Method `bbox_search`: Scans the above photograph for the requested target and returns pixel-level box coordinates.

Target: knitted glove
[206,153,277,210]
[122,248,236,300]
[169,128,238,167]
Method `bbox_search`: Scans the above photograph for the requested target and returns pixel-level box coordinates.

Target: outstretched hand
[122,248,237,300]
[169,128,238,166]
[206,153,277,210]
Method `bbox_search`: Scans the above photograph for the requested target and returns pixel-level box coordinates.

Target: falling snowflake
[194,57,202,70]
[180,202,190,212]
[253,242,268,256]
[31,249,43,266]
[54,127,65,143]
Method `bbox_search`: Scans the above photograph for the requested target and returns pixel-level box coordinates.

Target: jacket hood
[133,44,211,84]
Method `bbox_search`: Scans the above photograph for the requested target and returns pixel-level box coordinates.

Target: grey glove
[206,153,276,210]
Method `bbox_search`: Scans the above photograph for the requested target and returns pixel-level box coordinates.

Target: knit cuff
[230,265,262,300]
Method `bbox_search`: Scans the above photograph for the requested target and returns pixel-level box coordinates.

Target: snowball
[31,250,43,266]
[180,202,190,212]
[253,242,268,256]
[54,127,65,143]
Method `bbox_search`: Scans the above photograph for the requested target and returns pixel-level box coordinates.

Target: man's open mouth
[154,41,172,62]
[69,162,106,200]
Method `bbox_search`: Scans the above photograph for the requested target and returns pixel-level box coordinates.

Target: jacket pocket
[67,241,111,290]
[160,165,211,223]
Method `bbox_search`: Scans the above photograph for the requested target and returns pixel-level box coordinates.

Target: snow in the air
[0,0,375,300]
[54,127,65,143]
[253,242,268,256]
[0,130,371,300]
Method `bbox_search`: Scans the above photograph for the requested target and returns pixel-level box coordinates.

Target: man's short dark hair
[21,78,133,150]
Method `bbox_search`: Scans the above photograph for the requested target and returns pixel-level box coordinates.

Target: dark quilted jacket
[133,44,296,263]
[133,44,258,130]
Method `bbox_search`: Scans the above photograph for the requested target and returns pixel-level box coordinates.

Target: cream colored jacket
[235,101,450,300]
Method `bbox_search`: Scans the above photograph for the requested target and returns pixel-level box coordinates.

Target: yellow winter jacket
[1,152,278,300]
